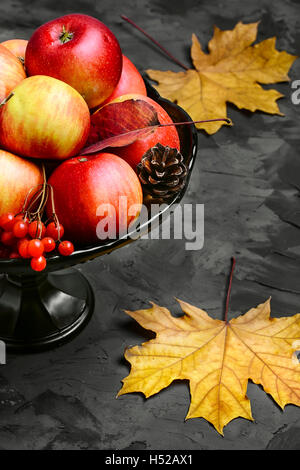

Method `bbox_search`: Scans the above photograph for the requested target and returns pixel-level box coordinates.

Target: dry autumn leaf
[118,297,300,434]
[146,22,298,134]
[83,96,230,155]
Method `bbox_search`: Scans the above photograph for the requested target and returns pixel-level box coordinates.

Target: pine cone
[137,143,187,203]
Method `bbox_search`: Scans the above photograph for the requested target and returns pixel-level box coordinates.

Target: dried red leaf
[87,98,159,145]
[81,126,157,155]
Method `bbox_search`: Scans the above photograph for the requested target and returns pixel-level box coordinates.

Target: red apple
[0,75,90,160]
[101,55,147,106]
[89,94,180,169]
[0,149,43,217]
[0,44,26,102]
[25,13,123,108]
[46,153,143,246]
[0,39,28,62]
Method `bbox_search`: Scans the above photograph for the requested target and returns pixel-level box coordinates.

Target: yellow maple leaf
[118,298,300,434]
[146,22,298,134]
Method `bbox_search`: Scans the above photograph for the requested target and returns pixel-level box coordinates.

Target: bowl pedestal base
[0,268,94,352]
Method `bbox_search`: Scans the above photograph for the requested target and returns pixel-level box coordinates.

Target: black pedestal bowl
[0,82,198,352]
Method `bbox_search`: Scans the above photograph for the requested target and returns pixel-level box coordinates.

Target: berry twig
[224,257,236,324]
[0,167,74,270]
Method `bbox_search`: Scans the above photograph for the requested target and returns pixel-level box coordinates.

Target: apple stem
[121,15,189,71]
[0,92,14,108]
[59,25,74,44]
[224,257,236,324]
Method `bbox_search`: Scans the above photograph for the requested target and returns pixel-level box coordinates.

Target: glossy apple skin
[0,75,90,160]
[46,153,143,246]
[25,14,123,108]
[90,94,180,169]
[0,149,43,217]
[0,39,28,62]
[0,44,26,102]
[101,55,146,106]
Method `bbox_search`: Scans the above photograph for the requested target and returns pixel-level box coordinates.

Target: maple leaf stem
[224,257,236,324]
[121,15,189,71]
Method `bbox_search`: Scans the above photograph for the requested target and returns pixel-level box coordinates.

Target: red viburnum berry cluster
[0,166,74,271]
[0,214,74,271]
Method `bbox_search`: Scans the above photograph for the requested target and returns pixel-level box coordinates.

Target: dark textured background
[0,0,300,450]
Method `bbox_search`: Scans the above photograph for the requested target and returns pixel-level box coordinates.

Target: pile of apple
[0,13,180,271]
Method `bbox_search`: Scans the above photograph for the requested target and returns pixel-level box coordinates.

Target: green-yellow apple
[25,13,123,109]
[0,44,26,102]
[0,39,28,62]
[0,75,90,160]
[0,149,43,217]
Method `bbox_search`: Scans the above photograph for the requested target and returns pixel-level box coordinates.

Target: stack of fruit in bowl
[0,13,181,272]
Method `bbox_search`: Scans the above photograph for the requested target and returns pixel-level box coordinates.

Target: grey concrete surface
[0,0,300,450]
